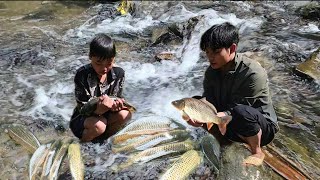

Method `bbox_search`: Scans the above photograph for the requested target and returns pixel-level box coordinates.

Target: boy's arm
[224,70,269,115]
[74,72,94,116]
[116,74,125,98]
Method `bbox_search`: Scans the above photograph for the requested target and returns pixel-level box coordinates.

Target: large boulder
[294,47,320,83]
[296,2,320,21]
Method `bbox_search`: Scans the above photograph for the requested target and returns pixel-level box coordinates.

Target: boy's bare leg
[104,109,132,138]
[81,116,107,142]
[239,129,265,166]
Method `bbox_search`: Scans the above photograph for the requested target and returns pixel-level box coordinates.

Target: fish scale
[6,124,41,153]
[29,143,51,180]
[160,150,203,180]
[49,139,73,180]
[117,119,174,135]
[40,139,62,179]
[111,128,171,144]
[183,98,221,124]
[68,142,84,180]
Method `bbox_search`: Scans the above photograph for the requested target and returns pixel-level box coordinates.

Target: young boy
[186,22,279,166]
[69,33,131,143]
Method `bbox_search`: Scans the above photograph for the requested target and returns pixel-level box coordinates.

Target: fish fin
[182,111,190,121]
[199,98,217,113]
[217,116,231,135]
[218,116,232,135]
[207,123,214,130]
[220,115,232,124]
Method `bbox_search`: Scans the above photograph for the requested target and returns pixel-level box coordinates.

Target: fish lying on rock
[117,139,197,171]
[4,124,84,180]
[111,116,183,144]
[112,129,190,153]
[5,123,40,153]
[160,150,203,180]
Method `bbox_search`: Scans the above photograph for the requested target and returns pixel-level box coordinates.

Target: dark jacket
[203,53,279,130]
[71,64,125,119]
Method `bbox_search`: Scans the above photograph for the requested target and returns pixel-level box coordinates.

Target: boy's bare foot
[242,152,265,166]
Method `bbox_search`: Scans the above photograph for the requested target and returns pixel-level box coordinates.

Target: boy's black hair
[200,22,239,51]
[89,33,116,61]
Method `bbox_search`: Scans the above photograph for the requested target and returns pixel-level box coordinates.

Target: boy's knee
[84,116,107,134]
[231,105,259,121]
[94,120,107,135]
[112,110,131,123]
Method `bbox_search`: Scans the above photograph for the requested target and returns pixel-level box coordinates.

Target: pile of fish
[108,115,221,179]
[4,124,84,180]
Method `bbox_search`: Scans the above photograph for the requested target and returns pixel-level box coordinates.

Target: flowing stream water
[0,1,319,179]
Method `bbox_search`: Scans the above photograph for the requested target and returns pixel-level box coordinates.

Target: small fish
[79,96,136,116]
[68,142,84,180]
[48,138,73,180]
[119,139,196,170]
[171,97,232,134]
[160,150,203,180]
[29,143,51,180]
[112,130,190,154]
[5,124,41,153]
[200,134,220,173]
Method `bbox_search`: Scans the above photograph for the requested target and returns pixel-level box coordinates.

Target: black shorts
[69,109,110,141]
[225,105,277,146]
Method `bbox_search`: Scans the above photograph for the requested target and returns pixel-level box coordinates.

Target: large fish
[79,96,136,116]
[49,138,73,180]
[5,124,41,153]
[117,116,180,134]
[171,97,232,134]
[112,130,190,153]
[68,142,84,180]
[160,150,203,180]
[40,139,62,179]
[29,143,51,180]
[201,134,220,173]
[111,128,171,145]
[118,139,197,170]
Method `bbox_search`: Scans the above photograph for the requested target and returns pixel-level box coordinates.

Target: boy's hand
[216,112,227,117]
[187,119,204,127]
[94,95,113,115]
[110,98,125,112]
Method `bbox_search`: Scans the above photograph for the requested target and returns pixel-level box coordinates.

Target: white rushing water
[22,3,263,125]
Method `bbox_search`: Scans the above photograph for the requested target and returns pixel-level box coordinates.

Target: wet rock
[151,25,181,46]
[0,2,6,9]
[296,2,320,21]
[169,15,205,41]
[154,51,174,61]
[274,101,294,121]
[151,15,204,47]
[219,143,282,180]
[22,9,56,21]
[96,4,119,23]
[294,47,320,83]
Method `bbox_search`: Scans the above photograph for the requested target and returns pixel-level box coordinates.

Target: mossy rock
[294,47,320,82]
[296,2,320,21]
